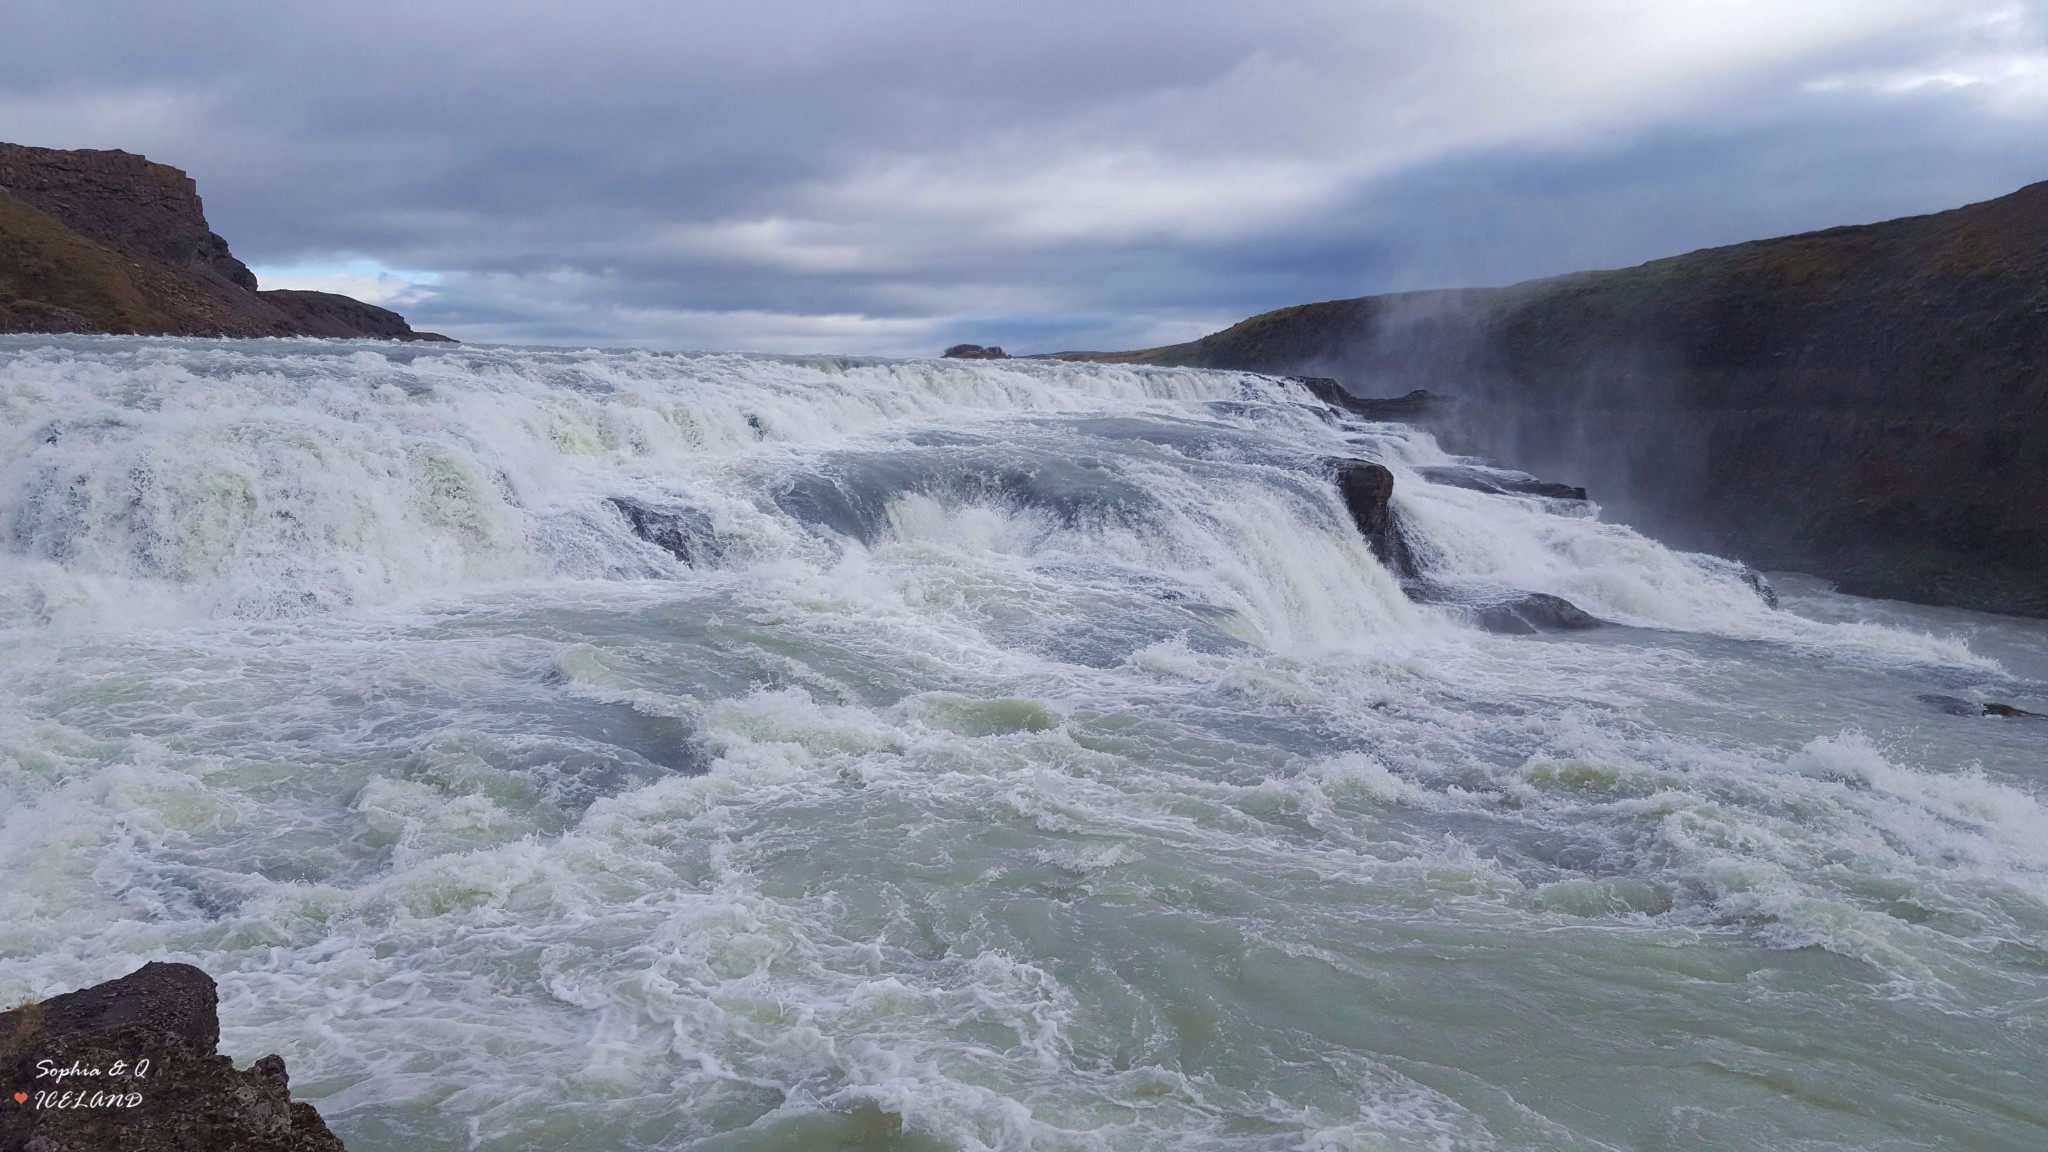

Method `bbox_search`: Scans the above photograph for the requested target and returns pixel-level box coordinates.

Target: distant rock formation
[1066,180,2048,617]
[0,143,449,341]
[942,344,1009,359]
[0,962,344,1151]
[260,289,437,341]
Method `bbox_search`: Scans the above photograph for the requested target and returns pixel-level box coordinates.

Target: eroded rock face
[0,142,447,341]
[0,962,344,1152]
[0,143,257,290]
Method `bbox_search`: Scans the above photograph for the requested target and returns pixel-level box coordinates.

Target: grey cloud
[1,0,2043,354]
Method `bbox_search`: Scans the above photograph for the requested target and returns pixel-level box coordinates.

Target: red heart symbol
[10,1093,24,1104]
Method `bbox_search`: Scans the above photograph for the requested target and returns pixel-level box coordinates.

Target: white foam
[2,338,2040,1149]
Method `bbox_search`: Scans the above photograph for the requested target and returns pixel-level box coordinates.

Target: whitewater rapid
[1,336,2043,1150]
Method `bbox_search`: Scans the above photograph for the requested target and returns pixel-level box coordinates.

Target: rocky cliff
[1066,181,2048,616]
[0,962,344,1152]
[0,143,448,341]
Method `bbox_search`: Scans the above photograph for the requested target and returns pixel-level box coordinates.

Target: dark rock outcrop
[1414,464,1587,502]
[1478,593,1602,635]
[1407,583,1604,635]
[1070,180,2048,617]
[1331,460,1417,579]
[607,496,722,565]
[0,142,448,341]
[261,289,451,342]
[1739,567,1780,609]
[1917,694,2045,719]
[1328,458,1604,632]
[1290,378,1436,420]
[0,962,344,1152]
[943,344,1010,359]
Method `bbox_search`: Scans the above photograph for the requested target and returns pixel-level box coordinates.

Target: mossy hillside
[0,188,300,337]
[0,191,175,332]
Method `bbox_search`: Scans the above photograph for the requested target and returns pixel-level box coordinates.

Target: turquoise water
[1,337,2043,1150]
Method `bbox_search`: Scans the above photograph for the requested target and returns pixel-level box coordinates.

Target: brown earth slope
[1066,181,2048,616]
[0,143,448,341]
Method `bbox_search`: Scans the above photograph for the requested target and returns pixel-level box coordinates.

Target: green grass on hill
[0,191,179,333]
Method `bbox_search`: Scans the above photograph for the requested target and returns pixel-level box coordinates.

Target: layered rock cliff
[1066,181,2048,616]
[0,143,448,341]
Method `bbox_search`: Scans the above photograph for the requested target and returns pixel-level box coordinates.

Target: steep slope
[0,143,448,341]
[1069,181,2048,615]
[0,190,177,332]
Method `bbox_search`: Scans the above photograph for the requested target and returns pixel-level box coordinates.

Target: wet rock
[1474,592,1603,634]
[942,344,1009,359]
[1739,567,1780,609]
[1407,582,1604,634]
[606,496,720,565]
[1415,464,1587,502]
[1331,460,1418,578]
[0,962,344,1152]
[1289,377,1434,419]
[1324,456,1601,632]
[1684,555,1780,608]
[1917,694,2045,719]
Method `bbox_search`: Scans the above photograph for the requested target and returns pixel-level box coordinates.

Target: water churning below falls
[1,336,2044,1151]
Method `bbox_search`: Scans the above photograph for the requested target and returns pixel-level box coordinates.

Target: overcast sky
[4,1,2046,354]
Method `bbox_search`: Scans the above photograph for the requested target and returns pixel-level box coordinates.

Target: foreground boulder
[0,962,343,1152]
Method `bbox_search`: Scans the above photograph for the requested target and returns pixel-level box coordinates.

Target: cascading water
[1,335,2043,1150]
